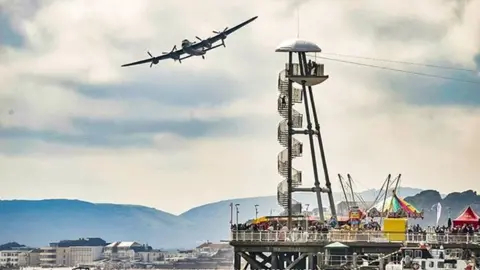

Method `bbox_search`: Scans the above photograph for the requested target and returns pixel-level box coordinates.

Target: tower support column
[275,38,336,223]
[287,51,294,230]
[297,51,325,221]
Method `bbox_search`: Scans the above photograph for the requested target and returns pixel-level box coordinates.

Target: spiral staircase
[277,70,303,215]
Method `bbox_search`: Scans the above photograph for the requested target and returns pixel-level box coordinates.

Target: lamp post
[235,204,240,225]
[229,203,233,226]
[255,204,259,219]
[305,204,310,230]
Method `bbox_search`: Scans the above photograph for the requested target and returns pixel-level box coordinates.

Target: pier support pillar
[271,253,279,270]
[317,252,324,270]
[234,251,241,270]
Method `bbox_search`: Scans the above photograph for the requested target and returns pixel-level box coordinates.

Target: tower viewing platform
[276,39,328,86]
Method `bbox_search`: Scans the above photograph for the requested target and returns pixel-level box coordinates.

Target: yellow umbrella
[252,216,268,224]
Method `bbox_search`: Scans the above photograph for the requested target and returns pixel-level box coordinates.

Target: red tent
[453,206,480,227]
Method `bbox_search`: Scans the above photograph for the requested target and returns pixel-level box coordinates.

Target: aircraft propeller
[162,45,177,55]
[213,27,228,47]
[146,51,159,68]
[213,27,228,35]
[160,45,182,64]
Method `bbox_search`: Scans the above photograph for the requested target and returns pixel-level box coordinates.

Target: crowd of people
[231,216,480,237]
[231,216,377,233]
[231,219,330,233]
[414,222,480,235]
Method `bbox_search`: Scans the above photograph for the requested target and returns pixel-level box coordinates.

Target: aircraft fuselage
[181,39,205,56]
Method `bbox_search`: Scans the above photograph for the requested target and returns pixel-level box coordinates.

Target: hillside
[0,242,25,250]
[0,199,196,249]
[0,187,421,248]
[404,190,480,226]
[0,187,442,248]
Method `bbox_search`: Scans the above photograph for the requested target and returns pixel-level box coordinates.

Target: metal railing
[285,63,325,77]
[230,230,480,244]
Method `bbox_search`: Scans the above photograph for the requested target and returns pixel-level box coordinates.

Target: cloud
[0,116,247,153]
[372,18,446,42]
[0,0,479,215]
[474,53,480,69]
[0,13,24,47]
[74,72,246,107]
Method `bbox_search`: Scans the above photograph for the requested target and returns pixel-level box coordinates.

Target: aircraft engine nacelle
[195,36,211,49]
[152,59,159,65]
[172,55,182,63]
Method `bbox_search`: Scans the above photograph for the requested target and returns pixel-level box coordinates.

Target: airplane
[121,16,258,67]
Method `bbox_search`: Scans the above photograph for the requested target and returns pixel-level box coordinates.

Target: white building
[0,250,21,266]
[69,246,103,266]
[196,242,229,253]
[39,238,106,267]
[18,250,41,266]
[1,249,42,267]
[137,250,165,263]
[39,246,104,267]
[39,246,69,266]
[104,241,144,261]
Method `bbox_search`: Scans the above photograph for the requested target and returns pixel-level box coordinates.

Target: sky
[0,0,479,215]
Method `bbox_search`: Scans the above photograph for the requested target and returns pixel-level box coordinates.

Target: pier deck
[231,230,480,246]
[230,231,480,269]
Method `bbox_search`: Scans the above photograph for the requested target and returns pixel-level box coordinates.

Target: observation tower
[275,38,336,228]
[229,39,480,270]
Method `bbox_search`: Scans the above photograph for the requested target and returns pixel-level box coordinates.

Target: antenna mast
[296,6,300,38]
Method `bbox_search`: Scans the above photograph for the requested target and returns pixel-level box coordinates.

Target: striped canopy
[369,193,422,217]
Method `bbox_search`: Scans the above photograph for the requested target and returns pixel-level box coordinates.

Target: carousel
[334,174,425,242]
[367,192,424,219]
[367,192,424,241]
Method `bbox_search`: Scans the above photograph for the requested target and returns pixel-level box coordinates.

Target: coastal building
[103,241,145,260]
[0,250,21,266]
[39,246,69,266]
[69,246,103,266]
[195,242,230,255]
[39,238,106,267]
[137,250,165,262]
[0,249,41,267]
[18,249,41,266]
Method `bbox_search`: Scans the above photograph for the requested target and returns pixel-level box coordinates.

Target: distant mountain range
[404,190,480,226]
[1,187,472,249]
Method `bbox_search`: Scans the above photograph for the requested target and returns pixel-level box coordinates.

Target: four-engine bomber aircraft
[121,16,258,67]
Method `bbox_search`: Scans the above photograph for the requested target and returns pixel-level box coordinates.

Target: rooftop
[196,242,230,250]
[56,237,107,247]
[106,241,142,248]
[117,241,141,248]
[275,38,322,53]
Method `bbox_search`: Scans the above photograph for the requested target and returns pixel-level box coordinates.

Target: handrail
[285,63,326,77]
[230,230,480,244]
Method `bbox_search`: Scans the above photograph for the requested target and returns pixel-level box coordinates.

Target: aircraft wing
[190,16,258,50]
[121,48,185,67]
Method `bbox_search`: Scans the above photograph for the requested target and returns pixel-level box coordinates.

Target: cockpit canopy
[181,39,190,47]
